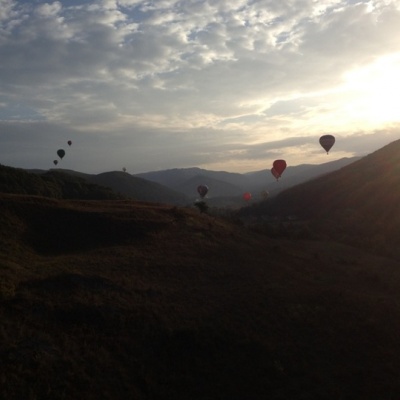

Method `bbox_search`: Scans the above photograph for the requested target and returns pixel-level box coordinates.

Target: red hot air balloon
[319,134,335,154]
[243,192,252,202]
[271,167,280,180]
[197,185,209,198]
[68,140,72,146]
[273,160,287,177]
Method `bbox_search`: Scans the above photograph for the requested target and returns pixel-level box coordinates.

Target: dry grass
[1,193,400,399]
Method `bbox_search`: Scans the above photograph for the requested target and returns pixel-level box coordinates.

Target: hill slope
[240,139,400,258]
[1,193,400,399]
[0,164,121,200]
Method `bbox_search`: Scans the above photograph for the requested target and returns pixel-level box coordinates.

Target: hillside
[244,156,361,195]
[1,193,400,399]
[239,139,400,258]
[0,164,122,200]
[28,168,189,205]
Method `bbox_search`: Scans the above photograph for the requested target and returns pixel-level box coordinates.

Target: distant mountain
[7,156,359,206]
[135,157,360,205]
[135,167,249,193]
[174,174,243,198]
[88,171,188,205]
[239,139,400,257]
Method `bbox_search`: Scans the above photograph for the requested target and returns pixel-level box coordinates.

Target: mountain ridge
[135,156,360,197]
[10,156,360,207]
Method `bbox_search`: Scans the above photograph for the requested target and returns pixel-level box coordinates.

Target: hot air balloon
[271,167,280,180]
[261,190,269,199]
[57,149,65,159]
[197,185,209,198]
[53,160,58,166]
[319,134,335,154]
[67,140,72,146]
[273,160,287,177]
[243,192,252,202]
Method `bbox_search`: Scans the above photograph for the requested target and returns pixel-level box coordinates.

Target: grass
[2,193,400,399]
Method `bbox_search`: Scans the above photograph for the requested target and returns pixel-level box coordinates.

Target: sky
[1,0,400,174]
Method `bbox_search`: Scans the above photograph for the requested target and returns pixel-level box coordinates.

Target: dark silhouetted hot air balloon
[57,149,65,159]
[319,134,335,154]
[273,160,287,177]
[271,167,280,180]
[53,160,58,166]
[67,140,72,146]
[197,185,209,198]
[243,192,252,202]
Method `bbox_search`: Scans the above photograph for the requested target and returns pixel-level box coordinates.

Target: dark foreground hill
[1,193,400,399]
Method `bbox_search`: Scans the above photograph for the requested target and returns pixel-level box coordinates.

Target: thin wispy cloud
[1,0,399,173]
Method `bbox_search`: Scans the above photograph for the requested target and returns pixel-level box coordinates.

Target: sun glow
[342,53,400,125]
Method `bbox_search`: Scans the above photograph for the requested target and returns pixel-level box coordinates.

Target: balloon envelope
[273,160,287,176]
[243,192,252,201]
[53,160,58,165]
[271,167,280,180]
[197,185,209,198]
[319,135,335,153]
[57,149,65,159]
[67,140,72,146]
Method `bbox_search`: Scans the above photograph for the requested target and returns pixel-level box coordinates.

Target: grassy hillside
[239,139,400,258]
[1,193,400,399]
[0,165,123,200]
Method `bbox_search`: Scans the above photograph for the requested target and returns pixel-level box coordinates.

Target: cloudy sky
[1,0,400,174]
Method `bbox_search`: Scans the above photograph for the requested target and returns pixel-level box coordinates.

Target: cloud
[0,0,400,173]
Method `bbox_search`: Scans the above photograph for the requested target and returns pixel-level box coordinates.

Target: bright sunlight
[343,53,400,125]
